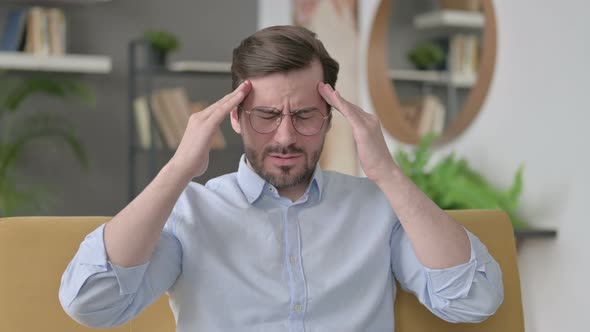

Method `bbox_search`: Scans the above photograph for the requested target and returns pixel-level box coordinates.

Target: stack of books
[133,87,226,151]
[0,6,66,55]
[400,95,446,137]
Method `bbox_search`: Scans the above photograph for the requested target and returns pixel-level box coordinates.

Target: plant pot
[149,47,168,67]
[438,0,481,11]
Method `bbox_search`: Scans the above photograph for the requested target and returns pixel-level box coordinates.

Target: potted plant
[143,30,180,66]
[393,134,529,229]
[407,42,445,70]
[0,74,94,216]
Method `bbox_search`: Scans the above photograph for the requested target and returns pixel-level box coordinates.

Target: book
[0,8,27,51]
[158,88,192,145]
[47,8,66,55]
[417,95,446,136]
[401,95,446,137]
[133,96,164,150]
[430,98,446,135]
[142,87,228,150]
[150,91,179,149]
[24,7,50,55]
[448,33,479,80]
[133,96,152,149]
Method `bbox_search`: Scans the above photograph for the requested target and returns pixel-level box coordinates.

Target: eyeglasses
[238,105,330,136]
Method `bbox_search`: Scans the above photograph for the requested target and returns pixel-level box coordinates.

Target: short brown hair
[231,25,339,96]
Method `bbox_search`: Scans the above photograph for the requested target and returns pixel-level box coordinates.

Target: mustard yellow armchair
[0,210,524,332]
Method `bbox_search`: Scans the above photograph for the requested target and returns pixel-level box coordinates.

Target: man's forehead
[246,79,322,107]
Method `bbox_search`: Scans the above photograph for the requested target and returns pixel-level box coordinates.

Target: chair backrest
[394,209,525,332]
[0,210,523,332]
[0,216,175,332]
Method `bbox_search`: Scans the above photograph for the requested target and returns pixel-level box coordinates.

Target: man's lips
[268,153,301,159]
[267,153,303,166]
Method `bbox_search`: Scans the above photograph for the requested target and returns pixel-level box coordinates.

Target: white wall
[260,0,590,330]
[257,0,291,29]
[362,1,589,330]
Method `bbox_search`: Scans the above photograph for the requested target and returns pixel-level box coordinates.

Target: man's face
[230,60,330,189]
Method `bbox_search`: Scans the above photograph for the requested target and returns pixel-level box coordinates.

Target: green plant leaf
[0,174,53,217]
[143,30,180,53]
[392,135,529,229]
[506,165,524,209]
[394,149,412,175]
[0,75,92,217]
[0,113,89,180]
[408,42,445,70]
[0,76,95,113]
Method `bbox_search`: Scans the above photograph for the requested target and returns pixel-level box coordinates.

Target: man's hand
[318,82,395,184]
[319,82,472,269]
[171,80,251,181]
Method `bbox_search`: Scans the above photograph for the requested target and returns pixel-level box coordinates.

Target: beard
[244,141,323,189]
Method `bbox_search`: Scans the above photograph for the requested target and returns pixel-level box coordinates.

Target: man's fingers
[209,80,251,123]
[203,80,251,118]
[317,82,360,122]
[219,80,251,111]
[199,80,250,123]
[317,82,337,108]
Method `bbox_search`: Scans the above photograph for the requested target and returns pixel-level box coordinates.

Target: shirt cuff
[423,231,483,309]
[89,224,150,295]
[60,224,109,307]
[60,224,150,307]
[109,262,150,295]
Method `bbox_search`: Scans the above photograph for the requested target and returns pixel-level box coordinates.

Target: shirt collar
[236,154,324,204]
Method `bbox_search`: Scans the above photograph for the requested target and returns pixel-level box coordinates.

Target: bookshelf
[132,60,231,78]
[1,0,112,5]
[127,40,240,202]
[369,0,496,146]
[413,9,485,29]
[0,1,113,73]
[0,52,111,73]
[168,60,231,74]
[397,8,484,135]
[388,69,475,88]
[515,228,558,249]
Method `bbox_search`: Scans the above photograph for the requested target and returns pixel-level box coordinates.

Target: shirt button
[290,255,297,264]
[294,304,302,312]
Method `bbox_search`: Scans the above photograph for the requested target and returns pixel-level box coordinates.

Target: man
[60,26,503,331]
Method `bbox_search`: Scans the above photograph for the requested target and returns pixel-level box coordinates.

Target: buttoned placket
[267,184,309,332]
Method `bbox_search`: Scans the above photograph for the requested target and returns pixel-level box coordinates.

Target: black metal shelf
[515,228,557,240]
[133,68,231,78]
[127,39,233,202]
[1,0,112,6]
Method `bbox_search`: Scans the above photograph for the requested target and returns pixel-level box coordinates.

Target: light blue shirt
[60,155,503,332]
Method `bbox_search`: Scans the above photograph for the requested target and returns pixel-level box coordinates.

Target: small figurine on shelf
[143,30,180,66]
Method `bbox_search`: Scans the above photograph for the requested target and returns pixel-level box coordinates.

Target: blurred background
[0,0,587,331]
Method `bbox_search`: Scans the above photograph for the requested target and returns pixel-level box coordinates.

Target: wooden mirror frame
[367,0,497,145]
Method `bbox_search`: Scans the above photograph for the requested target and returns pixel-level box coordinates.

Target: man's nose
[272,115,297,146]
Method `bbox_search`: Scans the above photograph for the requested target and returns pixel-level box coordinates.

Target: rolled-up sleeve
[391,221,504,323]
[58,222,182,328]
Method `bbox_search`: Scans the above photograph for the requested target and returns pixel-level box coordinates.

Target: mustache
[263,145,305,155]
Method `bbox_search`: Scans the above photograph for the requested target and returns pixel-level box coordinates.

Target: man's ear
[230,109,242,134]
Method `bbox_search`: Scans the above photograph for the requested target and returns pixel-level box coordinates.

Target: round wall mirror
[368,0,496,145]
